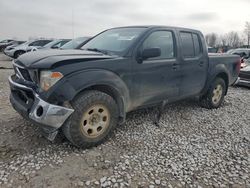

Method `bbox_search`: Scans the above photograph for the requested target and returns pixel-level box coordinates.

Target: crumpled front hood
[15,49,115,69]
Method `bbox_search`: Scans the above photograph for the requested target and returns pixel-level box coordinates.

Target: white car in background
[60,37,91,49]
[0,39,14,51]
[30,39,71,51]
[4,41,26,51]
[4,39,52,59]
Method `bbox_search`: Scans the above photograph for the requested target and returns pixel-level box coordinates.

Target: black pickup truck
[9,26,241,147]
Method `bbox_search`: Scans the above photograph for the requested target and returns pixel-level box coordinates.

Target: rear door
[178,31,208,97]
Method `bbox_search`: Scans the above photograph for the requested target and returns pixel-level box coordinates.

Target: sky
[0,0,249,40]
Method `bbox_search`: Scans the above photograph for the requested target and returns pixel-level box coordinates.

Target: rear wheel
[62,90,119,148]
[200,78,226,109]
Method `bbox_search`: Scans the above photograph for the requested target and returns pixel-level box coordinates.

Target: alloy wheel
[80,104,110,138]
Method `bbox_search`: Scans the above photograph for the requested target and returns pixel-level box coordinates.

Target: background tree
[218,34,227,47]
[244,22,250,48]
[205,33,218,47]
[205,22,249,50]
[226,31,240,48]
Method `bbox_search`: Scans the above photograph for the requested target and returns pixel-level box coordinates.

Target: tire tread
[199,77,226,109]
[62,90,118,148]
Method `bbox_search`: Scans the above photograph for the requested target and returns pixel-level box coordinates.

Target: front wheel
[199,78,226,109]
[62,90,119,148]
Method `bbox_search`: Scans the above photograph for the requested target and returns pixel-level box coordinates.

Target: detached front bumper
[9,75,74,130]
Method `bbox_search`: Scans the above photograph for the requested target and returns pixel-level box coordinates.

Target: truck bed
[208,53,240,85]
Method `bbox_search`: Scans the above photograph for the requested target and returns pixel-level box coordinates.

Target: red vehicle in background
[227,48,250,68]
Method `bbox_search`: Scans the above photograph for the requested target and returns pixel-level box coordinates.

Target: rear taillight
[236,58,241,74]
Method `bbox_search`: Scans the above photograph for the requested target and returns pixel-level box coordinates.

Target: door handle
[199,61,204,66]
[172,63,179,70]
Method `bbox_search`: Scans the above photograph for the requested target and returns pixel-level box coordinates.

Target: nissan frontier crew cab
[9,26,241,148]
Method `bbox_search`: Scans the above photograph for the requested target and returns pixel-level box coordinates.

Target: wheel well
[14,50,25,58]
[76,85,125,121]
[216,72,229,95]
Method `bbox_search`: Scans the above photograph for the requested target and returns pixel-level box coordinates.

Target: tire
[14,51,25,59]
[199,77,226,109]
[62,90,119,148]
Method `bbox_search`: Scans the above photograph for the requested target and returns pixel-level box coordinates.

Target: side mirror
[142,48,161,60]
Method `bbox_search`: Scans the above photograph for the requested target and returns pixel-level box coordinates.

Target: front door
[131,30,181,108]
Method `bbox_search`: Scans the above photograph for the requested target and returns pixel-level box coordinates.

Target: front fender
[43,69,130,117]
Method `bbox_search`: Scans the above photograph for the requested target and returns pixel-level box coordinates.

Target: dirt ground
[0,53,249,188]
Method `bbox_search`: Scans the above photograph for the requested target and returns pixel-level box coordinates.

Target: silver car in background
[31,39,71,51]
[3,41,26,51]
[4,39,52,59]
[0,39,14,51]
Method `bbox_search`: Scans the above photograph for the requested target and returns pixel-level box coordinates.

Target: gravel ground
[0,53,249,188]
[0,54,12,69]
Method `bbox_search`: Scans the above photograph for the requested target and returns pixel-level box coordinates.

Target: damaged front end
[8,62,74,141]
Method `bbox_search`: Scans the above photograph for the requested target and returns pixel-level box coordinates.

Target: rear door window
[193,34,202,56]
[180,32,202,58]
[180,32,195,58]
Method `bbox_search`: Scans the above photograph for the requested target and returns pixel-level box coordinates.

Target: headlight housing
[40,70,63,91]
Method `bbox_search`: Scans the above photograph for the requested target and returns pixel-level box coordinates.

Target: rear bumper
[9,75,74,130]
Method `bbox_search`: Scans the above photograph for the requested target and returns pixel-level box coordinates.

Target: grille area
[18,67,32,81]
[14,65,32,81]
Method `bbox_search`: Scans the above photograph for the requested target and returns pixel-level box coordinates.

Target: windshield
[43,40,60,48]
[61,37,89,49]
[14,41,30,47]
[81,27,146,55]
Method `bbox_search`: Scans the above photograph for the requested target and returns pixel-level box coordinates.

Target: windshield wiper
[85,48,109,55]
